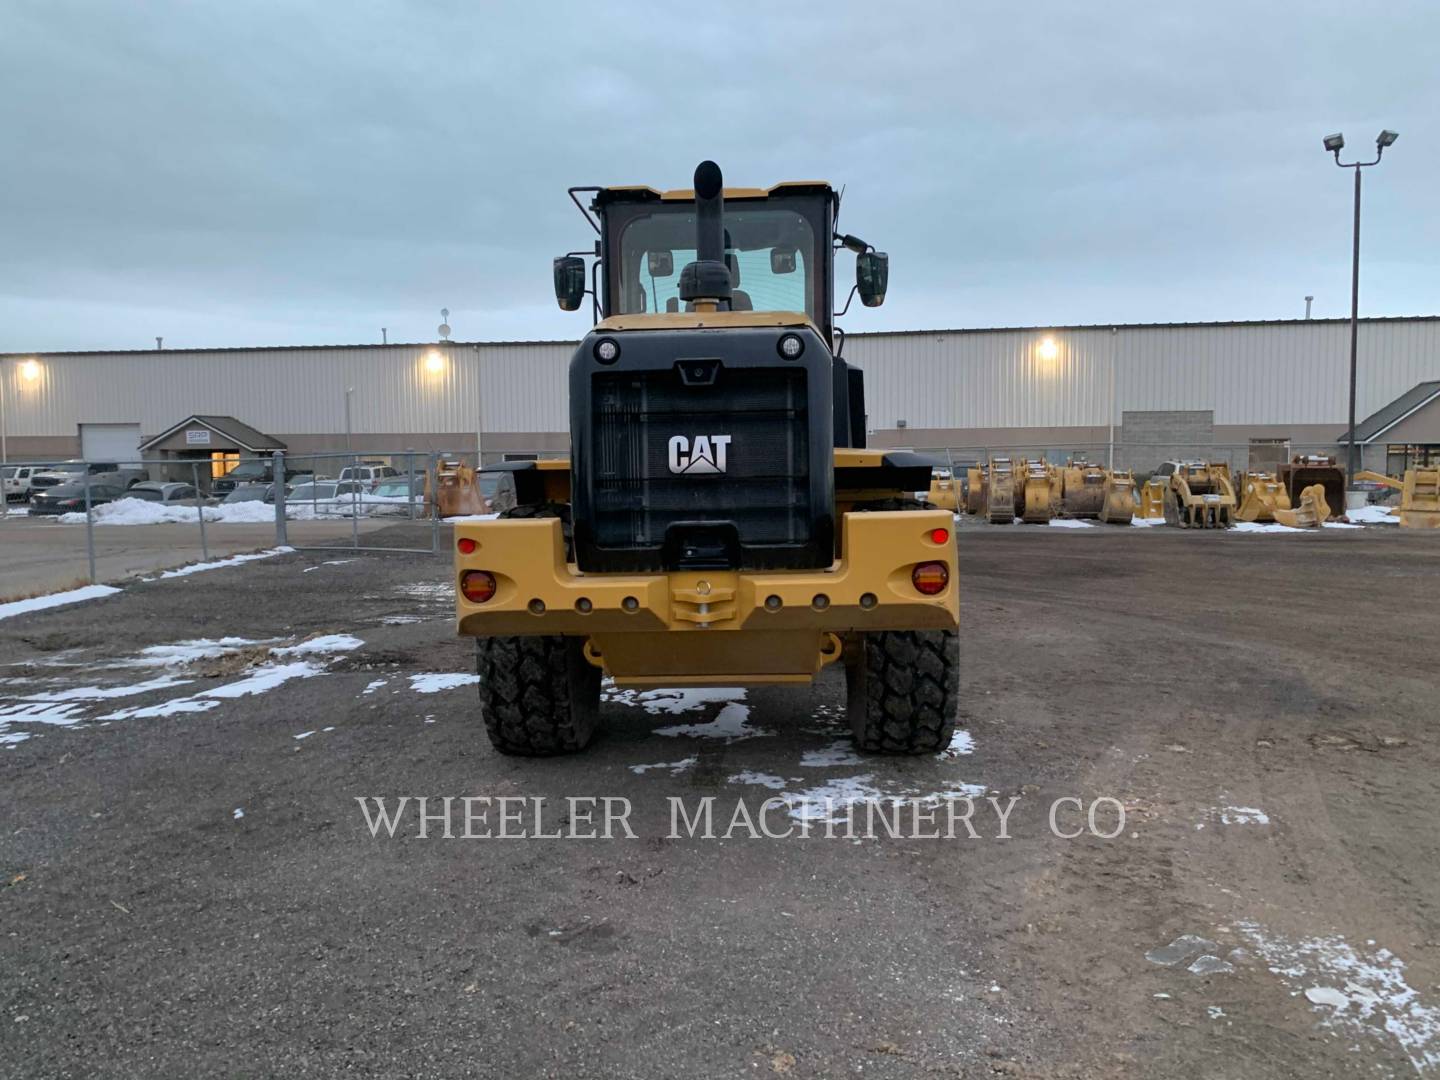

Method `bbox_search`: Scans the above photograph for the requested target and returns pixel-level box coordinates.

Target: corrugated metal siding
[3,342,574,439]
[6,320,1436,439]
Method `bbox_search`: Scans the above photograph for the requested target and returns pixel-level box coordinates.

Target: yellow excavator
[1059,460,1136,524]
[1158,461,1237,529]
[1234,471,1330,528]
[1356,467,1440,528]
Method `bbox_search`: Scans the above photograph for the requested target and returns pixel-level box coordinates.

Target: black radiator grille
[590,367,809,550]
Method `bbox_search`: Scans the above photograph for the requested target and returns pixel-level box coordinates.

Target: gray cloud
[2,0,1436,351]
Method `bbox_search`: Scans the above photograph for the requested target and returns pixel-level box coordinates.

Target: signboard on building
[185,429,211,446]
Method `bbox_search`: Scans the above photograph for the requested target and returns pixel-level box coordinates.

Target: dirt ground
[2,522,1438,1079]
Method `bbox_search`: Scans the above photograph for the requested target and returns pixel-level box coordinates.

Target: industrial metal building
[3,315,1438,477]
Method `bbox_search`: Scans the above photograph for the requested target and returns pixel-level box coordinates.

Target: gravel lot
[3,523,1438,1078]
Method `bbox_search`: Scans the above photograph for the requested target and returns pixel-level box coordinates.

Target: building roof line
[4,314,1439,358]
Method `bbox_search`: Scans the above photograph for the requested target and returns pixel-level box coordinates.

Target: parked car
[2,465,38,502]
[28,482,127,515]
[29,461,146,493]
[221,483,274,505]
[125,481,204,506]
[288,481,367,510]
[336,463,400,491]
[212,459,311,495]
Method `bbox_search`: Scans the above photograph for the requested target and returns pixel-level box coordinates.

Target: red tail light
[912,561,949,595]
[460,570,497,604]
[929,527,950,545]
[456,537,477,554]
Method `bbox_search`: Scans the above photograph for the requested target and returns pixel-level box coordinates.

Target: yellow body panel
[594,311,818,334]
[454,510,958,684]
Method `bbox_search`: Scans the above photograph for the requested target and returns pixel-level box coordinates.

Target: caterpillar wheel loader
[1234,471,1329,527]
[1277,455,1346,522]
[454,162,958,756]
[984,457,1017,523]
[1356,467,1440,528]
[1017,459,1062,523]
[1157,461,1237,529]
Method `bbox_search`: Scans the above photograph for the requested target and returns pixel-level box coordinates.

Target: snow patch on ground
[117,637,270,668]
[199,661,323,698]
[233,808,245,820]
[0,701,87,726]
[56,499,336,526]
[1231,521,1306,534]
[156,547,292,579]
[724,770,988,823]
[272,634,364,656]
[655,701,767,741]
[940,729,976,758]
[1347,504,1400,525]
[604,683,749,716]
[1218,805,1270,825]
[1236,922,1440,1072]
[0,584,122,622]
[19,674,192,702]
[1049,518,1095,529]
[630,757,698,776]
[800,741,863,767]
[396,583,453,602]
[98,698,221,721]
[363,679,389,695]
[409,673,481,694]
[727,770,789,790]
[302,560,357,573]
[1130,516,1167,527]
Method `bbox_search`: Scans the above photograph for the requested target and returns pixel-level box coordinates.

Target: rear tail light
[460,570,497,604]
[912,561,949,595]
[929,527,950,545]
[456,537,477,555]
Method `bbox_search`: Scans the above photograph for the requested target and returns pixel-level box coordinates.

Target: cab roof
[594,181,834,206]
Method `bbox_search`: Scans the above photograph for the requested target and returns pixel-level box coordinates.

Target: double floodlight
[1322,130,1399,155]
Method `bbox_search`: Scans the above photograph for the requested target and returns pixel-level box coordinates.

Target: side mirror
[856,251,889,307]
[770,247,797,274]
[646,250,674,277]
[553,256,586,311]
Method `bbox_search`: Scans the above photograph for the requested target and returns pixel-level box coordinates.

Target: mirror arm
[834,283,859,319]
[833,325,847,359]
[568,187,602,236]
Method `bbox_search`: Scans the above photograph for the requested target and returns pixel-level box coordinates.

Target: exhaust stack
[677,160,733,311]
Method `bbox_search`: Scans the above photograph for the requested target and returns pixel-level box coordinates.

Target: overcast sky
[4,1,1438,352]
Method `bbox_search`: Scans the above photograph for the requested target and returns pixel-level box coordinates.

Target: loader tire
[846,629,958,755]
[476,635,600,756]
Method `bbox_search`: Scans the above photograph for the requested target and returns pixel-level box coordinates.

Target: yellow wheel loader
[926,468,960,512]
[1157,461,1237,529]
[1234,471,1329,528]
[984,457,1017,523]
[1356,467,1440,528]
[453,162,958,756]
[1017,459,1062,523]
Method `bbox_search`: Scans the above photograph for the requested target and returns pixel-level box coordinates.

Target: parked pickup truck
[28,461,146,493]
[3,464,38,502]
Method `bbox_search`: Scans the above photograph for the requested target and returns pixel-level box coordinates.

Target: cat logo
[667,434,732,475]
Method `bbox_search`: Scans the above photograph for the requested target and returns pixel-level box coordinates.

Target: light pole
[1324,129,1398,484]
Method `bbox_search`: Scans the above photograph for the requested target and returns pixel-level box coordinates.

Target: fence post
[191,461,209,561]
[273,450,288,547]
[350,452,359,550]
[83,469,96,583]
[430,451,440,554]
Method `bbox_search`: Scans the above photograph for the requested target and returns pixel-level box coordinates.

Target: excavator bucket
[1099,470,1136,524]
[1277,455,1345,522]
[985,457,1016,524]
[1272,484,1329,528]
[426,459,486,518]
[1162,462,1236,529]
[926,469,960,512]
[1059,461,1107,518]
[965,465,986,516]
[1017,459,1060,523]
[1136,478,1168,521]
[1399,466,1440,528]
[1235,472,1292,523]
